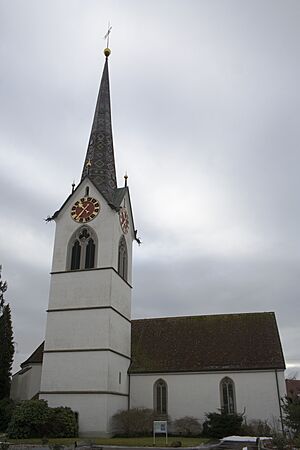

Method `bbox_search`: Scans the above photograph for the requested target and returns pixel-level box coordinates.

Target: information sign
[153,420,168,445]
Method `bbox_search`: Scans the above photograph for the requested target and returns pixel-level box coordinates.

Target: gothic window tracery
[118,235,128,281]
[68,226,97,270]
[220,377,236,414]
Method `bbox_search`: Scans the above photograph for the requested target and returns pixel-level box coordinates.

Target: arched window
[220,377,236,414]
[85,238,95,269]
[70,239,81,270]
[118,235,128,281]
[68,226,97,270]
[154,379,167,415]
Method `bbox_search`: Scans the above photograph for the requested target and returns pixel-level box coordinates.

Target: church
[11,47,286,436]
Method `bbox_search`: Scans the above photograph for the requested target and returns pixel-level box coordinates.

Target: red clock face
[71,197,100,223]
[119,207,129,234]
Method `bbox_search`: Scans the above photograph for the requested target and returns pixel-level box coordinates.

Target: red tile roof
[129,312,285,373]
[22,312,285,373]
[286,379,300,400]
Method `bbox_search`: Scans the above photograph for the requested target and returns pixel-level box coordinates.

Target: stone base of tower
[40,392,128,436]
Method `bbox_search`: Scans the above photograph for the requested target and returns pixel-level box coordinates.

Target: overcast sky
[0,0,299,377]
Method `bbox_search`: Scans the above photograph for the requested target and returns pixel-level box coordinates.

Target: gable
[129,312,285,373]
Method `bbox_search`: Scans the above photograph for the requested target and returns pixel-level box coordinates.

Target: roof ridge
[132,311,275,322]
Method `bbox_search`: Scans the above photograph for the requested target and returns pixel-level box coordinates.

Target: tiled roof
[129,312,285,373]
[81,56,117,204]
[22,312,285,373]
[112,187,127,208]
[21,342,44,368]
[286,379,300,399]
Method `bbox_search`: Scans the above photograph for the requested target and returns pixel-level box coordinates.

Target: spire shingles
[81,55,117,202]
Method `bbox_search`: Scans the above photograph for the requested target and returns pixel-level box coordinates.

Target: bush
[7,399,51,438]
[203,411,243,438]
[172,416,202,436]
[7,399,78,438]
[111,408,157,437]
[282,396,300,437]
[241,419,271,437]
[0,398,15,432]
[271,433,289,450]
[293,436,300,448]
[49,406,78,438]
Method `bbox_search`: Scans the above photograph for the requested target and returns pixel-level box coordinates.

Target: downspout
[128,372,131,410]
[275,369,284,433]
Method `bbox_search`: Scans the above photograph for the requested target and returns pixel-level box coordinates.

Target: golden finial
[124,172,128,187]
[104,23,112,58]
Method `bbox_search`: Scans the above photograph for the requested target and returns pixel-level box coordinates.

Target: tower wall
[50,180,133,284]
[40,179,134,435]
[42,393,128,437]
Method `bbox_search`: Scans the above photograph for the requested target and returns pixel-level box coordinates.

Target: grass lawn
[6,436,211,447]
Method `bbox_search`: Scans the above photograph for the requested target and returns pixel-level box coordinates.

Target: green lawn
[6,436,211,447]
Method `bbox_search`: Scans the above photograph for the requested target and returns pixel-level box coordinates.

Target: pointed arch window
[154,379,168,415]
[118,235,128,281]
[220,377,236,414]
[68,226,97,270]
[85,238,96,269]
[70,240,81,270]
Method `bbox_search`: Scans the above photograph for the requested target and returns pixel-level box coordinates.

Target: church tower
[40,48,136,436]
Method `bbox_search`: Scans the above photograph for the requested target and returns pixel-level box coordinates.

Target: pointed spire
[81,49,117,202]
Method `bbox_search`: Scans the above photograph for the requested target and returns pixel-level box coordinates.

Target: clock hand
[77,204,90,218]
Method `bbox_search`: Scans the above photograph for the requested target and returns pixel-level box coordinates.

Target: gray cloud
[1,0,299,376]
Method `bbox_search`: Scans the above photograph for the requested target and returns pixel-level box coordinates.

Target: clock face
[119,207,129,234]
[71,197,100,223]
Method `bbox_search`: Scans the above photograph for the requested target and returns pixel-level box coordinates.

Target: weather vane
[104,22,112,48]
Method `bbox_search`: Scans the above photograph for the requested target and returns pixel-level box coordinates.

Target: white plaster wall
[44,309,131,356]
[41,351,127,393]
[42,392,128,436]
[40,351,130,393]
[107,352,130,393]
[10,364,42,401]
[41,351,108,391]
[48,270,131,318]
[51,179,133,284]
[130,370,286,425]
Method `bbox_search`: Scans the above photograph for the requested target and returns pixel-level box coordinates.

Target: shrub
[241,419,271,437]
[49,406,78,438]
[111,408,156,437]
[7,399,78,438]
[172,416,202,436]
[271,433,288,450]
[282,396,300,437]
[293,436,300,448]
[203,411,243,438]
[7,399,51,438]
[0,398,15,432]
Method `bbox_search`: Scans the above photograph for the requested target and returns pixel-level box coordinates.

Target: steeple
[81,48,117,203]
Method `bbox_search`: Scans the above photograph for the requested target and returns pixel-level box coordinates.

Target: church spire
[81,48,117,202]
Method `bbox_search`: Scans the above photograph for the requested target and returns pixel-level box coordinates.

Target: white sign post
[153,420,168,446]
